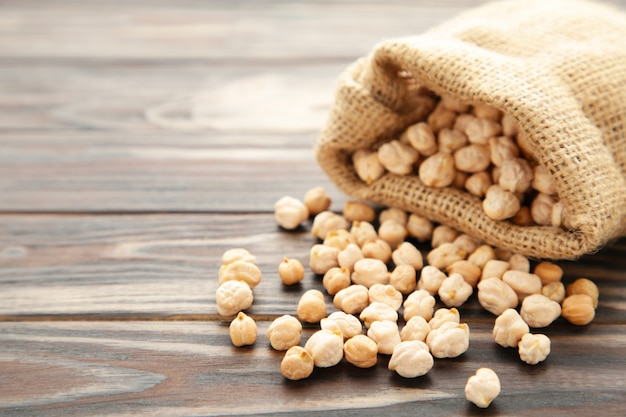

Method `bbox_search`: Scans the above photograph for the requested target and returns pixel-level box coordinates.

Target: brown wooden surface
[1,1,625,416]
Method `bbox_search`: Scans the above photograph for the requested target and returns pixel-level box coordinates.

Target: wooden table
[1,1,625,415]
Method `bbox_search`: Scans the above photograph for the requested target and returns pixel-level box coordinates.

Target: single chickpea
[428,307,461,330]
[304,329,344,368]
[477,277,519,316]
[406,214,434,242]
[566,278,599,308]
[311,210,349,240]
[533,261,563,285]
[516,130,535,160]
[333,284,370,314]
[551,201,565,228]
[309,244,340,275]
[392,241,423,270]
[498,158,533,193]
[561,294,595,325]
[378,219,408,249]
[473,102,502,121]
[465,368,501,408]
[274,196,309,230]
[530,193,557,226]
[229,312,257,347]
[367,320,402,355]
[426,242,467,270]
[360,301,399,328]
[518,333,551,365]
[454,170,470,190]
[281,346,314,380]
[297,289,327,323]
[400,315,431,342]
[221,248,256,265]
[439,273,473,307]
[464,171,493,197]
[325,311,363,339]
[520,294,562,328]
[368,283,403,311]
[379,207,408,225]
[492,308,529,348]
[494,248,513,261]
[218,260,263,289]
[426,321,470,358]
[388,340,434,378]
[489,136,520,167]
[502,270,542,302]
[452,112,474,131]
[350,220,378,247]
[501,113,518,137]
[446,260,482,287]
[452,234,482,256]
[531,165,557,195]
[322,266,351,295]
[343,335,378,368]
[482,185,521,220]
[352,148,386,185]
[431,225,459,248]
[303,186,331,216]
[438,128,468,153]
[403,121,438,157]
[266,315,302,351]
[417,265,447,296]
[542,282,566,303]
[481,259,510,281]
[464,117,502,145]
[323,229,356,251]
[508,253,530,273]
[389,264,417,295]
[337,243,364,273]
[419,152,457,187]
[377,140,419,175]
[428,101,457,133]
[441,94,470,113]
[319,317,342,336]
[403,289,436,322]
[468,244,496,269]
[215,280,253,317]
[454,144,491,173]
[343,201,376,223]
[278,258,305,285]
[511,206,534,226]
[351,258,389,288]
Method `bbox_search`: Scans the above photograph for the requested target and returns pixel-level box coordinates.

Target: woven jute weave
[316,0,626,260]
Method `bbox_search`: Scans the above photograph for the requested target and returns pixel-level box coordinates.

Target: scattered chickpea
[477,277,519,316]
[303,186,332,216]
[266,315,302,351]
[278,257,305,285]
[343,201,376,223]
[508,253,530,273]
[361,237,392,264]
[400,315,431,342]
[378,219,408,249]
[388,340,434,378]
[368,283,403,311]
[352,148,386,185]
[281,346,314,380]
[561,294,596,325]
[367,320,402,355]
[215,280,254,317]
[325,311,363,339]
[274,196,309,230]
[350,220,378,247]
[297,289,327,323]
[319,317,342,336]
[439,273,473,307]
[520,294,562,328]
[426,321,470,358]
[428,307,461,330]
[492,308,529,348]
[502,270,542,301]
[337,243,364,273]
[406,214,434,242]
[221,248,256,265]
[518,333,551,365]
[446,260,482,287]
[322,266,352,295]
[465,368,501,408]
[392,241,423,270]
[403,289,436,322]
[452,234,481,256]
[379,207,409,226]
[468,244,496,269]
[333,284,370,314]
[533,261,563,285]
[323,229,356,250]
[360,301,399,328]
[426,242,466,270]
[351,258,389,288]
[542,282,566,303]
[309,244,340,275]
[343,335,379,368]
[304,329,344,368]
[218,260,263,289]
[417,265,447,296]
[481,259,510,281]
[229,312,257,347]
[311,210,349,240]
[431,225,459,248]
[566,278,599,308]
[389,264,418,295]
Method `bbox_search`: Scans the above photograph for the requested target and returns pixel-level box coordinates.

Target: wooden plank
[0,321,624,416]
[1,213,624,319]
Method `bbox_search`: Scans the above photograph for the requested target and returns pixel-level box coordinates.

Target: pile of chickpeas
[352,95,564,226]
[215,186,599,408]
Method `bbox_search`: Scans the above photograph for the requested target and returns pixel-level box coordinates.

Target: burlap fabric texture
[316,0,626,260]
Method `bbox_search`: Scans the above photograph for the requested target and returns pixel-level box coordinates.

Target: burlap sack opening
[316,0,626,260]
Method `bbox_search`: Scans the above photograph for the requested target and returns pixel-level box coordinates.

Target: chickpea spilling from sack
[352,96,564,227]
[215,186,599,408]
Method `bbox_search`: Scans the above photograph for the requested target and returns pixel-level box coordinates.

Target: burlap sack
[316,0,626,260]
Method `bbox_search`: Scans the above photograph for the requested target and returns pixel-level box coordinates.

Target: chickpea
[419,152,456,187]
[508,253,530,273]
[406,214,434,242]
[492,308,529,348]
[489,135,520,167]
[377,219,408,249]
[533,261,563,285]
[297,289,327,323]
[511,206,534,226]
[464,117,502,145]
[215,280,253,317]
[465,368,501,408]
[389,264,417,295]
[530,193,557,226]
[274,196,309,230]
[473,102,502,121]
[309,244,340,275]
[542,282,566,303]
[388,340,434,378]
[464,171,493,197]
[531,165,557,195]
[281,346,314,380]
[551,201,565,228]
[417,265,447,296]
[566,278,599,308]
[477,277,519,316]
[352,148,385,185]
[439,273,473,307]
[454,144,491,173]
[337,243,364,273]
[343,201,376,223]
[303,186,332,216]
[403,121,438,156]
[452,234,481,256]
[467,244,496,269]
[520,294,562,328]
[266,315,302,351]
[501,113,519,137]
[516,130,535,160]
[481,259,510,281]
[350,220,378,247]
[333,284,370,314]
[325,311,363,339]
[323,229,356,250]
[498,158,533,193]
[221,248,256,265]
[367,320,402,355]
[518,333,551,365]
[428,101,457,133]
[304,329,344,368]
[400,315,431,343]
[360,301,399,328]
[322,266,351,295]
[438,128,468,153]
[482,185,521,220]
[426,321,470,358]
[218,260,263,289]
[229,312,257,347]
[278,257,305,285]
[343,335,378,368]
[428,307,461,330]
[431,225,459,248]
[403,289,436,322]
[311,210,349,240]
[377,140,419,175]
[426,242,466,270]
[446,260,482,287]
[368,283,403,311]
[561,294,595,325]
[392,241,423,270]
[441,94,470,113]
[379,207,408,225]
[351,258,389,288]
[502,270,542,301]
[319,317,342,336]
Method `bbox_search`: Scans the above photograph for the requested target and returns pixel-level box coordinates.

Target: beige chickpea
[530,193,557,226]
[465,368,501,408]
[360,301,399,328]
[377,140,419,175]
[511,206,534,226]
[311,210,349,240]
[281,346,314,380]
[542,282,566,303]
[551,201,565,228]
[221,248,256,265]
[428,101,457,133]
[400,315,431,342]
[406,214,434,242]
[350,220,378,247]
[501,113,519,137]
[438,128,468,153]
[477,277,519,316]
[498,158,533,193]
[508,253,530,273]
[531,165,557,195]
[518,333,551,365]
[482,185,521,220]
[368,284,403,311]
[465,117,502,145]
[229,312,257,347]
[473,102,502,121]
[403,121,438,156]
[377,219,408,249]
[561,294,595,325]
[278,257,305,285]
[426,242,466,270]
[428,307,461,330]
[454,113,476,132]
[441,94,470,113]
[391,240,421,266]
[389,264,417,295]
[533,261,563,285]
[379,207,408,225]
[303,186,331,216]
[274,196,309,230]
[419,152,457,187]
[439,273,473,307]
[326,311,363,339]
[337,243,364,273]
[319,317,342,336]
[464,171,493,197]
[218,260,263,289]
[452,168,468,190]
[266,315,302,351]
[447,260,482,287]
[309,244,340,275]
[216,280,254,317]
[426,321,470,358]
[343,335,378,368]
[351,258,389,288]
[367,320,402,355]
[403,289,436,322]
[454,144,491,173]
[304,329,344,368]
[297,289,327,323]
[333,284,370,314]
[323,229,356,251]
[566,278,599,308]
[353,148,386,185]
[502,270,542,301]
[489,135,520,167]
[467,244,496,269]
[492,308,530,348]
[342,201,376,223]
[520,294,562,328]
[481,259,510,281]
[431,225,459,248]
[452,234,482,256]
[417,265,447,296]
[322,266,351,295]
[388,340,434,378]
[516,130,535,161]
